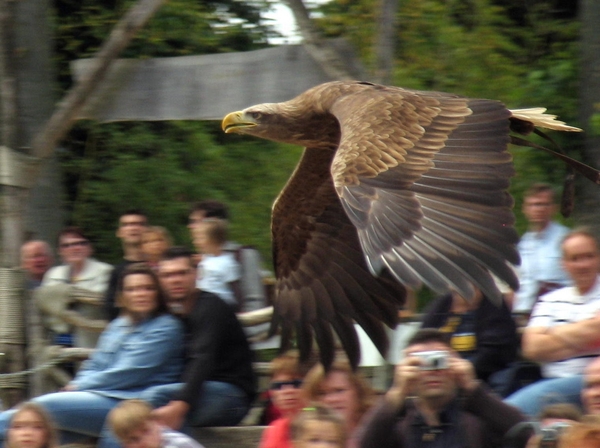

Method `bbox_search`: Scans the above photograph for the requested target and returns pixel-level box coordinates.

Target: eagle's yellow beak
[222,111,257,134]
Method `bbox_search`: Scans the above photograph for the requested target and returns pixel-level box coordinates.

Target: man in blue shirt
[513,183,571,313]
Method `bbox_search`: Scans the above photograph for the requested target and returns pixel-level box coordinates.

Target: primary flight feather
[222,80,583,368]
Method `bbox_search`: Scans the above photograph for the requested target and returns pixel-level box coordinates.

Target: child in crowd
[108,399,204,448]
[290,405,346,448]
[259,350,307,448]
[141,226,172,270]
[525,403,582,448]
[5,402,58,448]
[192,218,242,310]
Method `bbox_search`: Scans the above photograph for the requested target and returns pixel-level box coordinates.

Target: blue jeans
[504,375,584,417]
[140,381,251,427]
[0,391,119,445]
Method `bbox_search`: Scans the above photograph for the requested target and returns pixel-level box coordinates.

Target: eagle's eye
[249,112,263,120]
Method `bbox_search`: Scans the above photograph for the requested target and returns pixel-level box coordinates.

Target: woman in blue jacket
[0,263,184,445]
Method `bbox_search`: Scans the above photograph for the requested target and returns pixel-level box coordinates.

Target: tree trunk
[576,0,600,230]
[374,0,399,85]
[15,0,64,247]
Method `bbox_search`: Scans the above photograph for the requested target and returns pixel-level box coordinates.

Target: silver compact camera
[539,422,571,448]
[413,350,449,371]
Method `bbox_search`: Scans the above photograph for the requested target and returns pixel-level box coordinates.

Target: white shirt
[514,221,571,312]
[41,258,113,348]
[196,252,241,307]
[528,276,600,378]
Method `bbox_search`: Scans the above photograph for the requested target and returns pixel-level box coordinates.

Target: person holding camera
[357,329,529,448]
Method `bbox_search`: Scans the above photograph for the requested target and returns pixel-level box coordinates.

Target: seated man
[143,247,256,429]
[514,183,571,313]
[420,286,518,388]
[20,240,53,290]
[105,209,148,320]
[357,328,529,448]
[506,228,600,416]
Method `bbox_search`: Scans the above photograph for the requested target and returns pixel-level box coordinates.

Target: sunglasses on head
[270,379,303,390]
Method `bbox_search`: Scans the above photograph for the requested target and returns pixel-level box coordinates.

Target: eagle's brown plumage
[222,81,584,368]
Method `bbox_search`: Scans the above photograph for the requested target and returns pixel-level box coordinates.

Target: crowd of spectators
[13,183,600,448]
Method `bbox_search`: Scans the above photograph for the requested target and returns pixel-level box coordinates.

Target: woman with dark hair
[0,264,184,447]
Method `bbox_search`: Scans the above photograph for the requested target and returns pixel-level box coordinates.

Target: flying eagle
[222,81,586,368]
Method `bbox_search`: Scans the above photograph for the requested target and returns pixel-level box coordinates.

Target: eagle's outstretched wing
[329,84,519,303]
[222,80,585,367]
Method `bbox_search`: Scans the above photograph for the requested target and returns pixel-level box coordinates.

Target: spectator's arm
[522,315,600,362]
[462,383,530,447]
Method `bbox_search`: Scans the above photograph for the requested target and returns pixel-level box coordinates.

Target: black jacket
[174,289,257,408]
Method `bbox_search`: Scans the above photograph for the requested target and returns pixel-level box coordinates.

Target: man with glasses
[41,226,113,348]
[141,247,256,430]
[514,183,571,313]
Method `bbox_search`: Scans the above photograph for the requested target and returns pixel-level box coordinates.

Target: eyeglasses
[59,240,89,249]
[270,379,303,390]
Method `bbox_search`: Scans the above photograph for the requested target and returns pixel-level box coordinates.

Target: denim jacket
[71,313,184,399]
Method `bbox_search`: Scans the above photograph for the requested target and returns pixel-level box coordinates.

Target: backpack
[226,242,268,312]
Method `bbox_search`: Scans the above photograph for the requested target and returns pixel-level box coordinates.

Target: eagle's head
[222,101,340,149]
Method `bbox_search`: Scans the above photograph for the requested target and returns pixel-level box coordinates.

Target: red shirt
[259,417,293,448]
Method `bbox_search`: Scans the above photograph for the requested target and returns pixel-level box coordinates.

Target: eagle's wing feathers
[272,146,405,367]
[329,87,519,302]
[221,80,591,369]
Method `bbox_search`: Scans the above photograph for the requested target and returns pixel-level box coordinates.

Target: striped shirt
[528,276,600,378]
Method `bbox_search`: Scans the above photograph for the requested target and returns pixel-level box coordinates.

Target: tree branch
[28,0,165,177]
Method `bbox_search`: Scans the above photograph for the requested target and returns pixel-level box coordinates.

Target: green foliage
[591,113,600,137]
[54,0,295,265]
[313,0,582,232]
[60,120,302,265]
[310,0,581,305]
[53,0,272,89]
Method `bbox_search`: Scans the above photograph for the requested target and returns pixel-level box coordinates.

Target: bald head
[20,240,53,281]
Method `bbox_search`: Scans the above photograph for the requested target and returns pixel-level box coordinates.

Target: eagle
[222,80,586,368]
